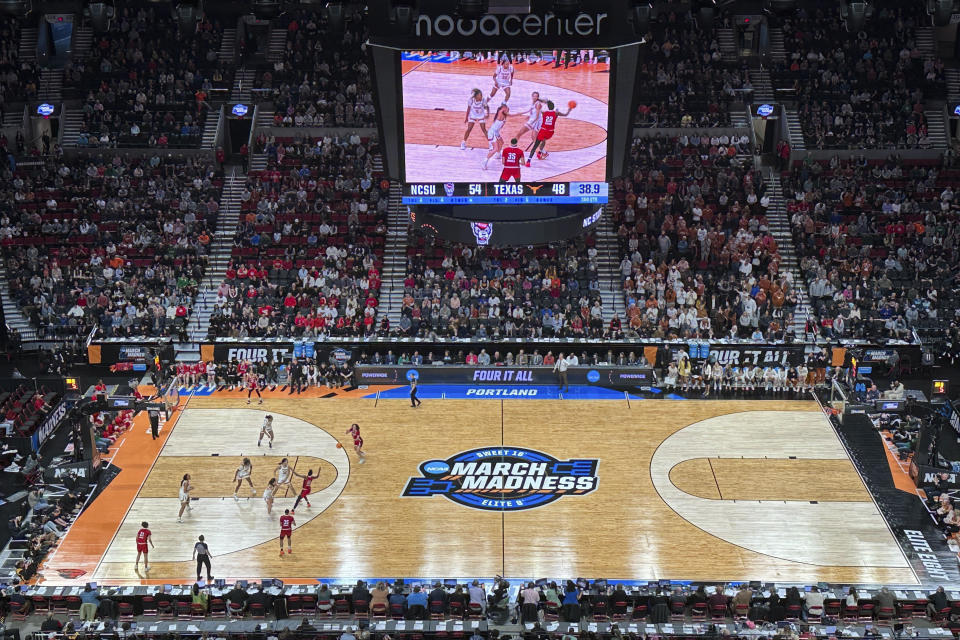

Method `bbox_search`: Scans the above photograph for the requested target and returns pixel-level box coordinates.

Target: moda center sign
[415,11,609,38]
[367,0,640,49]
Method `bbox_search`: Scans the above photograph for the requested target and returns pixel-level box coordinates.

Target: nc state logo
[470,222,493,246]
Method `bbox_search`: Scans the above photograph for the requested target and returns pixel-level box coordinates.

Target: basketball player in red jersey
[526,100,574,167]
[245,370,262,405]
[135,521,153,571]
[278,509,296,556]
[291,469,315,511]
[500,138,523,182]
[345,423,366,463]
[195,360,207,387]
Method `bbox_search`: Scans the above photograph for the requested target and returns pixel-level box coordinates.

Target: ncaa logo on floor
[402,447,599,511]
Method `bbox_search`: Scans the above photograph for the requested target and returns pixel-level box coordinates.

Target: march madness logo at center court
[402,447,599,511]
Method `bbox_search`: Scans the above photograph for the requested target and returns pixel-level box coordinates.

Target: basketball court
[36,392,921,586]
[402,54,609,183]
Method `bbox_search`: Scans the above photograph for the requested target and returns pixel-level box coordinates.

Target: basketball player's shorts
[536,128,554,142]
[353,437,363,449]
[527,117,541,131]
[280,531,291,540]
[500,168,521,182]
[469,114,486,123]
[137,543,148,553]
[495,78,512,88]
[299,489,310,499]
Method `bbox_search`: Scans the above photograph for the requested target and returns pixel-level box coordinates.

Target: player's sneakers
[481,159,488,170]
[144,564,151,571]
[460,141,466,150]
[290,510,295,515]
[536,151,542,160]
[287,549,292,554]
[177,518,182,523]
[525,160,531,167]
[279,550,284,556]
[305,501,311,508]
[233,493,239,501]
[541,151,550,159]
[246,399,251,404]
[257,440,261,446]
[269,442,272,448]
[258,398,263,404]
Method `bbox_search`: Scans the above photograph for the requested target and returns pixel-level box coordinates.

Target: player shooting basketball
[526,100,576,167]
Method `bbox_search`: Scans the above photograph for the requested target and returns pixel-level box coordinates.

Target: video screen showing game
[401,50,609,183]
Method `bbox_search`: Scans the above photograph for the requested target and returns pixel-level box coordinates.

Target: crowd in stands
[635,21,750,128]
[0,154,222,339]
[784,155,960,342]
[399,236,607,340]
[207,133,384,338]
[256,13,376,127]
[0,18,38,121]
[0,384,55,438]
[5,469,86,584]
[612,135,795,341]
[774,2,941,150]
[69,7,229,148]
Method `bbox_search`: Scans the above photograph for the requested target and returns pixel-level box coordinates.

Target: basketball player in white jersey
[460,88,489,150]
[177,473,193,523]
[513,91,546,144]
[274,458,294,492]
[481,104,516,170]
[233,458,255,500]
[490,57,515,104]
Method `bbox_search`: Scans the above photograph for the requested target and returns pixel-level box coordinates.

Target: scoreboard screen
[403,182,608,205]
[400,50,610,184]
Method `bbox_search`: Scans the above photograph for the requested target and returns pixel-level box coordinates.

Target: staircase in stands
[595,203,625,326]
[247,109,276,172]
[0,265,39,341]
[218,28,237,65]
[783,106,806,151]
[767,27,786,64]
[765,170,811,339]
[380,178,409,332]
[185,168,247,346]
[267,28,286,63]
[716,27,738,63]
[231,68,257,103]
[751,67,774,104]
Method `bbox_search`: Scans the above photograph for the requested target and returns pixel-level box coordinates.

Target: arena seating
[612,135,794,340]
[206,134,384,338]
[774,1,943,149]
[0,155,222,339]
[69,8,228,148]
[253,14,376,127]
[635,22,754,128]
[783,156,957,343]
[400,235,607,339]
[0,385,58,439]
[0,17,39,121]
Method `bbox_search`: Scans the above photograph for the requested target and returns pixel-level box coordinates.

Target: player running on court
[500,138,524,182]
[489,57,515,104]
[291,469,316,512]
[279,509,296,556]
[233,458,255,500]
[345,423,366,463]
[481,103,516,170]
[460,88,489,150]
[258,414,274,448]
[526,100,575,166]
[177,474,193,523]
[135,521,153,571]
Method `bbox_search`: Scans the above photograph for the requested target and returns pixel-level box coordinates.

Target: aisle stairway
[218,28,237,64]
[948,68,960,104]
[187,169,246,342]
[72,27,94,58]
[751,67,774,104]
[18,26,37,63]
[380,180,409,331]
[60,105,83,147]
[767,27,786,64]
[201,108,221,149]
[783,106,806,151]
[267,28,286,63]
[925,102,948,149]
[230,69,256,103]
[595,203,625,325]
[0,266,39,341]
[716,27,737,63]
[765,170,811,339]
[38,68,63,102]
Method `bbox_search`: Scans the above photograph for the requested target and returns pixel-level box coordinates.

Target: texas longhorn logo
[528,184,544,194]
[402,447,599,511]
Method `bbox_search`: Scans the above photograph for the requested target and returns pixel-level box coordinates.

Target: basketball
[568,100,577,109]
[336,443,342,449]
